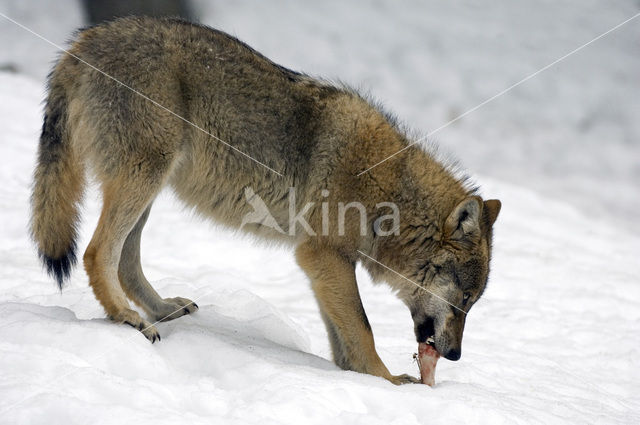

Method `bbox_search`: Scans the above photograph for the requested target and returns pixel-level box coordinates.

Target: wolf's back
[30,65,85,289]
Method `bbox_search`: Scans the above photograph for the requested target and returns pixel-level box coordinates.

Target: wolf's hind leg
[84,172,168,342]
[118,204,198,322]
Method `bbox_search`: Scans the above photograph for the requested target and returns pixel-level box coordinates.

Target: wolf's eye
[462,292,471,306]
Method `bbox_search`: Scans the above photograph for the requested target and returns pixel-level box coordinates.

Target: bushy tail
[30,84,84,289]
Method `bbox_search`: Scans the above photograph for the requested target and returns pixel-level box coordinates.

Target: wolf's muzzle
[415,317,435,343]
[444,348,461,361]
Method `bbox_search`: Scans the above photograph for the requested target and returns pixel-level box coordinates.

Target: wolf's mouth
[425,335,436,347]
[415,317,436,344]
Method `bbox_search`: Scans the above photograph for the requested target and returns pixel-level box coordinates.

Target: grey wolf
[30,16,501,385]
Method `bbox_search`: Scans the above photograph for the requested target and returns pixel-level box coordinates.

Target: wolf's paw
[113,308,161,343]
[388,374,421,385]
[154,296,199,322]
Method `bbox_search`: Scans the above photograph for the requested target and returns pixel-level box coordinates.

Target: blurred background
[1,3,638,422]
[1,0,639,232]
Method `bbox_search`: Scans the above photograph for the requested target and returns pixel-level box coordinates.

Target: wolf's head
[410,197,500,360]
[371,196,501,361]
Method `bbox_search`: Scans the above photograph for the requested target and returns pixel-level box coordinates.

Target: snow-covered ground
[1,1,639,424]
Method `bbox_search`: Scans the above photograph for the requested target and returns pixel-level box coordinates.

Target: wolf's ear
[483,199,501,227]
[444,196,482,243]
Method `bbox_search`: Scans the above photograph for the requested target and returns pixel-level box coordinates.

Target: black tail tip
[40,247,77,290]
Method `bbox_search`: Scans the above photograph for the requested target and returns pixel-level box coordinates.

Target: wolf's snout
[414,317,435,343]
[444,348,461,361]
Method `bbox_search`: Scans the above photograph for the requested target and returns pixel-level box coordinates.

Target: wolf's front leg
[296,242,416,385]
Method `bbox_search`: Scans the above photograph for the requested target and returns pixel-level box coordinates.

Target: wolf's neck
[355,114,470,208]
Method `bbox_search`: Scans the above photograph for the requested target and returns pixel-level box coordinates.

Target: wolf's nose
[444,348,461,361]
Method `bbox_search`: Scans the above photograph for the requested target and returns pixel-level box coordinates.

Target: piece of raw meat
[415,340,440,386]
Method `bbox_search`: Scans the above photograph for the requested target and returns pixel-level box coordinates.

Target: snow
[1,1,639,424]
